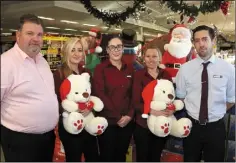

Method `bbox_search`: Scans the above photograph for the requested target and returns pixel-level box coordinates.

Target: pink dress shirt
[1,43,59,134]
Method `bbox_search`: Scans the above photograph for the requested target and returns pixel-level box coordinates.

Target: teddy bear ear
[81,73,90,82]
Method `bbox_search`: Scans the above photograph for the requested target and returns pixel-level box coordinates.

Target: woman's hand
[79,109,91,117]
[117,116,131,128]
[150,109,174,117]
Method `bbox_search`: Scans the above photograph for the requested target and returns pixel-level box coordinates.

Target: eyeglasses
[107,44,123,52]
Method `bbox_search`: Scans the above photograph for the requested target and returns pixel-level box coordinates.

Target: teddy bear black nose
[168,94,174,100]
[82,92,89,98]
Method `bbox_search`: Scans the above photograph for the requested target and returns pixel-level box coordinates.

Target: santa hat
[60,78,71,101]
[141,80,158,118]
[88,28,101,39]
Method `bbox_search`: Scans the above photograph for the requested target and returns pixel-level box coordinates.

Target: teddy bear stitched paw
[89,96,104,112]
[85,117,108,136]
[169,118,192,138]
[147,116,172,137]
[61,99,79,112]
[173,100,184,111]
[62,112,85,134]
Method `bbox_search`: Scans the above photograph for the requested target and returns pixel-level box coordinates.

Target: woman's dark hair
[192,25,216,40]
[107,35,123,46]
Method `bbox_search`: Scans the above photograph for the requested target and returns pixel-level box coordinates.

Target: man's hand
[79,109,91,117]
[117,116,131,128]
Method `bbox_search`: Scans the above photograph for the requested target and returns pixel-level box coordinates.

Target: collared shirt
[1,43,59,134]
[132,68,172,128]
[93,59,134,125]
[176,55,235,122]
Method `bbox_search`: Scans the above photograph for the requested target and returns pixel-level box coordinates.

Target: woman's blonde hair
[60,37,87,78]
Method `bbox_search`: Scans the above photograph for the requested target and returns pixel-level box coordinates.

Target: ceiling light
[227,13,231,15]
[60,20,79,24]
[230,22,234,24]
[1,33,12,36]
[83,24,96,27]
[102,27,109,29]
[38,16,55,20]
[115,28,122,31]
[9,29,17,31]
[1,28,3,30]
[65,28,77,31]
[81,30,89,33]
[47,32,59,35]
[63,34,72,36]
[46,27,60,29]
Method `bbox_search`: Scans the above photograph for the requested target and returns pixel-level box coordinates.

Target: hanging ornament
[187,16,197,25]
[220,1,230,15]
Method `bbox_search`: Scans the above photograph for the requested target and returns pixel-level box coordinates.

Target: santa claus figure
[84,28,103,75]
[162,24,197,82]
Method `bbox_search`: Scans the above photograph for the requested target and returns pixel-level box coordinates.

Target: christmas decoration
[220,1,230,15]
[80,0,146,27]
[161,0,228,17]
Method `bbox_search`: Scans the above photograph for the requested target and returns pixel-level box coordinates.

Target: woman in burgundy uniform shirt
[93,36,134,162]
[53,38,99,162]
[132,47,174,162]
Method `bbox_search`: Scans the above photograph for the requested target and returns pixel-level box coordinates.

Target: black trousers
[0,125,55,162]
[58,118,99,162]
[98,121,134,162]
[133,124,168,162]
[183,115,226,162]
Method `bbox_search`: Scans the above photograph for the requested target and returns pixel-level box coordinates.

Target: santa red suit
[161,24,197,82]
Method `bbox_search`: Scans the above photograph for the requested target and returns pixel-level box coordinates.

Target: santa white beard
[166,41,192,59]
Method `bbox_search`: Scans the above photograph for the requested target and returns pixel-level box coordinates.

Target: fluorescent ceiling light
[1,33,12,35]
[65,28,77,31]
[46,27,60,29]
[102,27,108,29]
[60,20,79,24]
[83,24,96,27]
[81,30,89,33]
[47,32,59,35]
[144,33,156,37]
[38,16,55,20]
[230,22,234,24]
[9,29,17,31]
[115,28,122,31]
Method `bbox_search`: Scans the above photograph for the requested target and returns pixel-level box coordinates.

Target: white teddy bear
[142,79,192,138]
[60,73,108,136]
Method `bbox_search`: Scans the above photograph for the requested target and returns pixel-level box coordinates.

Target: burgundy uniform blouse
[132,68,172,128]
[93,59,134,125]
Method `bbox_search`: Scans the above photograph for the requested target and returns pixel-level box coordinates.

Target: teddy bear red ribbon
[77,101,94,111]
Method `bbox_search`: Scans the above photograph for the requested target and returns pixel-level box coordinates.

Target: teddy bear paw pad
[96,125,105,135]
[73,119,84,130]
[182,125,190,136]
[161,123,170,134]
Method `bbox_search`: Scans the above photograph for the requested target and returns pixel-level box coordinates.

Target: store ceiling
[1,1,235,41]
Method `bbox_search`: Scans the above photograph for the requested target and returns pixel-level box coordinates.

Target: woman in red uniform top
[93,36,134,162]
[132,47,174,162]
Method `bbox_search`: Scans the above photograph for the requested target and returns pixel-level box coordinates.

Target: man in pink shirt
[1,14,59,161]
